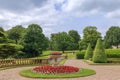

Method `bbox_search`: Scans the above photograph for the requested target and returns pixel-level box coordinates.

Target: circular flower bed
[33,65,79,74]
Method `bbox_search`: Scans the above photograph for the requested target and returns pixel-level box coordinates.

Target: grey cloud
[0,0,48,13]
[81,0,120,12]
[62,0,120,17]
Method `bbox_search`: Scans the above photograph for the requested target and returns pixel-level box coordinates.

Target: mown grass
[20,68,96,78]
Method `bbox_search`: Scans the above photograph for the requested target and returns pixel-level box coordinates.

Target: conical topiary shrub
[92,39,107,63]
[84,43,93,60]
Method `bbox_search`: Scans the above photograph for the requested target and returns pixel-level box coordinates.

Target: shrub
[84,44,93,60]
[105,49,120,58]
[13,51,26,58]
[76,50,86,59]
[0,43,23,58]
[92,39,107,63]
[76,49,120,59]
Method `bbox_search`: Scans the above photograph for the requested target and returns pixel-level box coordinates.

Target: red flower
[33,65,79,74]
[50,52,62,55]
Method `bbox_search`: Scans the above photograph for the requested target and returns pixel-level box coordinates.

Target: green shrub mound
[92,39,107,63]
[20,68,96,78]
[84,44,93,60]
[76,50,85,59]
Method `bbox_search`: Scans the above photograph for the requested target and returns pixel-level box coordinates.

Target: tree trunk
[15,40,18,44]
[117,44,119,48]
[62,50,64,53]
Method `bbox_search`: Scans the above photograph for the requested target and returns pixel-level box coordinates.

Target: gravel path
[0,59,120,80]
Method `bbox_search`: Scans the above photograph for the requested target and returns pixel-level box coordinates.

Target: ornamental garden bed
[20,65,96,78]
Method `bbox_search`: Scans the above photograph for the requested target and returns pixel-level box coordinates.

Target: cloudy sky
[0,0,120,37]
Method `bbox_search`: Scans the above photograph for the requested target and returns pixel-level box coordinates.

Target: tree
[92,39,107,63]
[0,31,7,43]
[23,24,47,57]
[104,26,120,48]
[84,43,93,60]
[79,26,101,50]
[68,30,80,49]
[50,32,74,53]
[7,25,26,44]
[0,43,23,59]
[0,27,4,32]
[49,33,58,50]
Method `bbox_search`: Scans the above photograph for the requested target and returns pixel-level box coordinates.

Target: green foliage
[7,25,26,44]
[104,26,120,48]
[68,30,80,43]
[0,43,23,58]
[84,43,93,60]
[105,49,120,58]
[0,27,4,32]
[0,31,7,43]
[50,32,74,53]
[77,49,120,59]
[13,51,26,58]
[79,26,101,50]
[79,40,87,50]
[92,39,107,63]
[23,24,48,57]
[68,30,80,49]
[76,50,86,59]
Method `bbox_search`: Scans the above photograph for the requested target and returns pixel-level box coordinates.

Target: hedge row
[105,49,120,58]
[76,50,86,59]
[76,49,120,59]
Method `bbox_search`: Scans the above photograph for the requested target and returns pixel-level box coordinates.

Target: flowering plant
[33,65,79,74]
[50,52,62,55]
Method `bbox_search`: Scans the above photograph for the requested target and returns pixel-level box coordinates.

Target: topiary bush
[84,44,93,60]
[92,39,107,63]
[76,50,86,59]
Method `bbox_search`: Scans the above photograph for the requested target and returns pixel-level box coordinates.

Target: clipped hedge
[76,50,86,59]
[76,49,120,59]
[105,49,120,58]
[92,39,107,63]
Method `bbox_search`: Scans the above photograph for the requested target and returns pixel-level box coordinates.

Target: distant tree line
[0,24,120,58]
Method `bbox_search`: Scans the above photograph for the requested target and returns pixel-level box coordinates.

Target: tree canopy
[50,32,74,53]
[104,26,120,48]
[23,24,48,57]
[7,25,26,44]
[68,30,80,49]
[0,27,4,32]
[79,26,101,50]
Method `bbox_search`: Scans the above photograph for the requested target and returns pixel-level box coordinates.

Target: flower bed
[50,52,62,55]
[32,65,79,74]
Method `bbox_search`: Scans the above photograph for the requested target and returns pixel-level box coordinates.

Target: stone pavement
[0,59,120,80]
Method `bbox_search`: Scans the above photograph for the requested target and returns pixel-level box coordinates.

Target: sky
[0,0,120,37]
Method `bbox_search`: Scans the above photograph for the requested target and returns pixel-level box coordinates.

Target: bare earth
[0,59,120,80]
